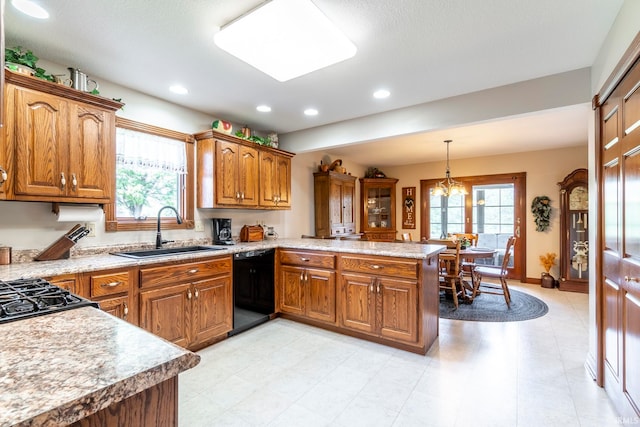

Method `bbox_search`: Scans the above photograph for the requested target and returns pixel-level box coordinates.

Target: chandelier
[431,139,468,197]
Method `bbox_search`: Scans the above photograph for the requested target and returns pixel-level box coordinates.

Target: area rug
[439,288,549,322]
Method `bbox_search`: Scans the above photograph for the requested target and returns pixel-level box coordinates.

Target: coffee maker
[212,218,234,245]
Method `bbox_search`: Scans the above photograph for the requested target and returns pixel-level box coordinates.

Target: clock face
[569,186,588,210]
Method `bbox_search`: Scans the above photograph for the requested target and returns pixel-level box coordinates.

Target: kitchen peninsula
[0,239,442,425]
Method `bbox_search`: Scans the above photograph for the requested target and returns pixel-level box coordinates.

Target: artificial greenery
[5,46,54,82]
[531,195,552,232]
[234,130,272,146]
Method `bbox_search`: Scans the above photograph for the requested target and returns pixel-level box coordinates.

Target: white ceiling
[4,0,624,165]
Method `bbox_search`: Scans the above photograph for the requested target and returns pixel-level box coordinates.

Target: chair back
[439,240,462,277]
[500,236,516,274]
[401,232,412,242]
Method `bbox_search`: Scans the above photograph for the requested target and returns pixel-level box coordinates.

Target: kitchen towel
[56,205,103,222]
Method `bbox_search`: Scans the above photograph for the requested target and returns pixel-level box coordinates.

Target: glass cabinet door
[367,186,392,229]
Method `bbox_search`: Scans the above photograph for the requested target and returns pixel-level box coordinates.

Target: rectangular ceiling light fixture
[214,0,357,82]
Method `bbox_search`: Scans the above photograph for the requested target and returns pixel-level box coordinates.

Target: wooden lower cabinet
[279,264,335,323]
[139,256,233,350]
[340,273,417,344]
[79,268,137,325]
[46,274,79,295]
[278,249,336,324]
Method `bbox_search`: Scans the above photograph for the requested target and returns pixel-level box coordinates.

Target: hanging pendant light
[431,140,468,197]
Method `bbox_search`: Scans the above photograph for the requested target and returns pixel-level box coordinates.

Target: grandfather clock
[557,168,588,293]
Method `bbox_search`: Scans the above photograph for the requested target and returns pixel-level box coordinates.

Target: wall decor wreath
[531,195,552,232]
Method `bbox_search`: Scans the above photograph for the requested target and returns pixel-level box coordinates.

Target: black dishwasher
[230,249,275,336]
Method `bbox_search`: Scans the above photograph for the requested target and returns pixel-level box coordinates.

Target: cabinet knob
[194,288,199,298]
[60,172,66,189]
[187,289,192,299]
[123,303,129,318]
[0,167,7,184]
[71,173,78,190]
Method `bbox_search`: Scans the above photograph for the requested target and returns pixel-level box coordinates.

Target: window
[104,118,194,232]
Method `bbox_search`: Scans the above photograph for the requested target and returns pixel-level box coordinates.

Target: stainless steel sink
[111,245,225,259]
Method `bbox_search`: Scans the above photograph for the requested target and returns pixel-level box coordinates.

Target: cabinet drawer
[140,256,232,289]
[90,271,130,298]
[279,250,335,269]
[340,255,418,279]
[331,226,346,236]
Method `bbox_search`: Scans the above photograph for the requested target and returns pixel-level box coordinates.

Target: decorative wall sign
[402,187,416,229]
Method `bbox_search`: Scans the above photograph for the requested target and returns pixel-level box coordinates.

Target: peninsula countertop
[0,238,445,281]
[0,306,200,427]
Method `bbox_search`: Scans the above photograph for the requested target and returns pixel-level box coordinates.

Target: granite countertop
[0,239,445,282]
[0,307,200,427]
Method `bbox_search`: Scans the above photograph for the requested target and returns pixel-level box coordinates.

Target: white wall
[382,145,587,280]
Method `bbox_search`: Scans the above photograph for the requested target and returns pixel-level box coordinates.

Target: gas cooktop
[0,278,98,324]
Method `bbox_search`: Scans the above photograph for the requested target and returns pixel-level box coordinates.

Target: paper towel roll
[56,205,104,222]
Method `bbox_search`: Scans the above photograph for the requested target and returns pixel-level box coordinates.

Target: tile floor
[179,282,622,426]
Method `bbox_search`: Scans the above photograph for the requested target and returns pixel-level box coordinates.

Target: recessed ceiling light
[373,89,390,99]
[214,0,357,82]
[304,108,318,116]
[257,105,272,113]
[11,0,49,19]
[169,85,188,95]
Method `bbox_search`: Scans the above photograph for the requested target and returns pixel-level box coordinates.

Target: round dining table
[440,247,497,302]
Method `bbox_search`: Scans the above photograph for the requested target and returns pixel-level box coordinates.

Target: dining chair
[439,240,464,309]
[450,233,479,285]
[401,232,412,242]
[472,236,516,307]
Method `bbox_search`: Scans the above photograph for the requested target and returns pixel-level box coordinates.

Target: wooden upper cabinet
[3,71,122,203]
[195,130,294,210]
[259,151,291,208]
[216,139,258,207]
[314,171,357,237]
[359,177,398,241]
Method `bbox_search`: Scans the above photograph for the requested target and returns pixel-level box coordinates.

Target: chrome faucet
[156,206,183,248]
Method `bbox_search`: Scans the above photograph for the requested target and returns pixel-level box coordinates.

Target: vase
[541,272,555,288]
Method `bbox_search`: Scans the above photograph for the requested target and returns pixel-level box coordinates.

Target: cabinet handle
[377,282,381,293]
[274,195,280,205]
[60,172,66,189]
[236,191,240,200]
[194,288,199,298]
[625,276,640,283]
[370,278,375,292]
[187,289,192,299]
[369,264,383,270]
[71,173,77,190]
[0,167,7,184]
[123,303,129,318]
[305,271,308,282]
[101,281,122,288]
[300,257,310,262]
[300,272,304,282]
[188,268,199,274]
[241,192,245,200]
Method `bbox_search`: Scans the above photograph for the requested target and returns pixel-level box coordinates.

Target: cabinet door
[99,295,131,323]
[329,179,344,231]
[279,265,305,315]
[305,268,336,323]
[12,86,69,197]
[216,140,241,205]
[259,151,277,207]
[275,154,291,207]
[340,273,376,335]
[68,103,114,200]
[140,283,191,348]
[342,179,355,233]
[238,144,259,206]
[377,276,417,343]
[192,276,233,344]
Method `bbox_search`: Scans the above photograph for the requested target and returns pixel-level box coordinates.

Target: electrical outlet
[83,222,96,237]
[194,221,204,232]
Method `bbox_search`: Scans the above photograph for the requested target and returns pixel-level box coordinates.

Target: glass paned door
[421,173,525,279]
